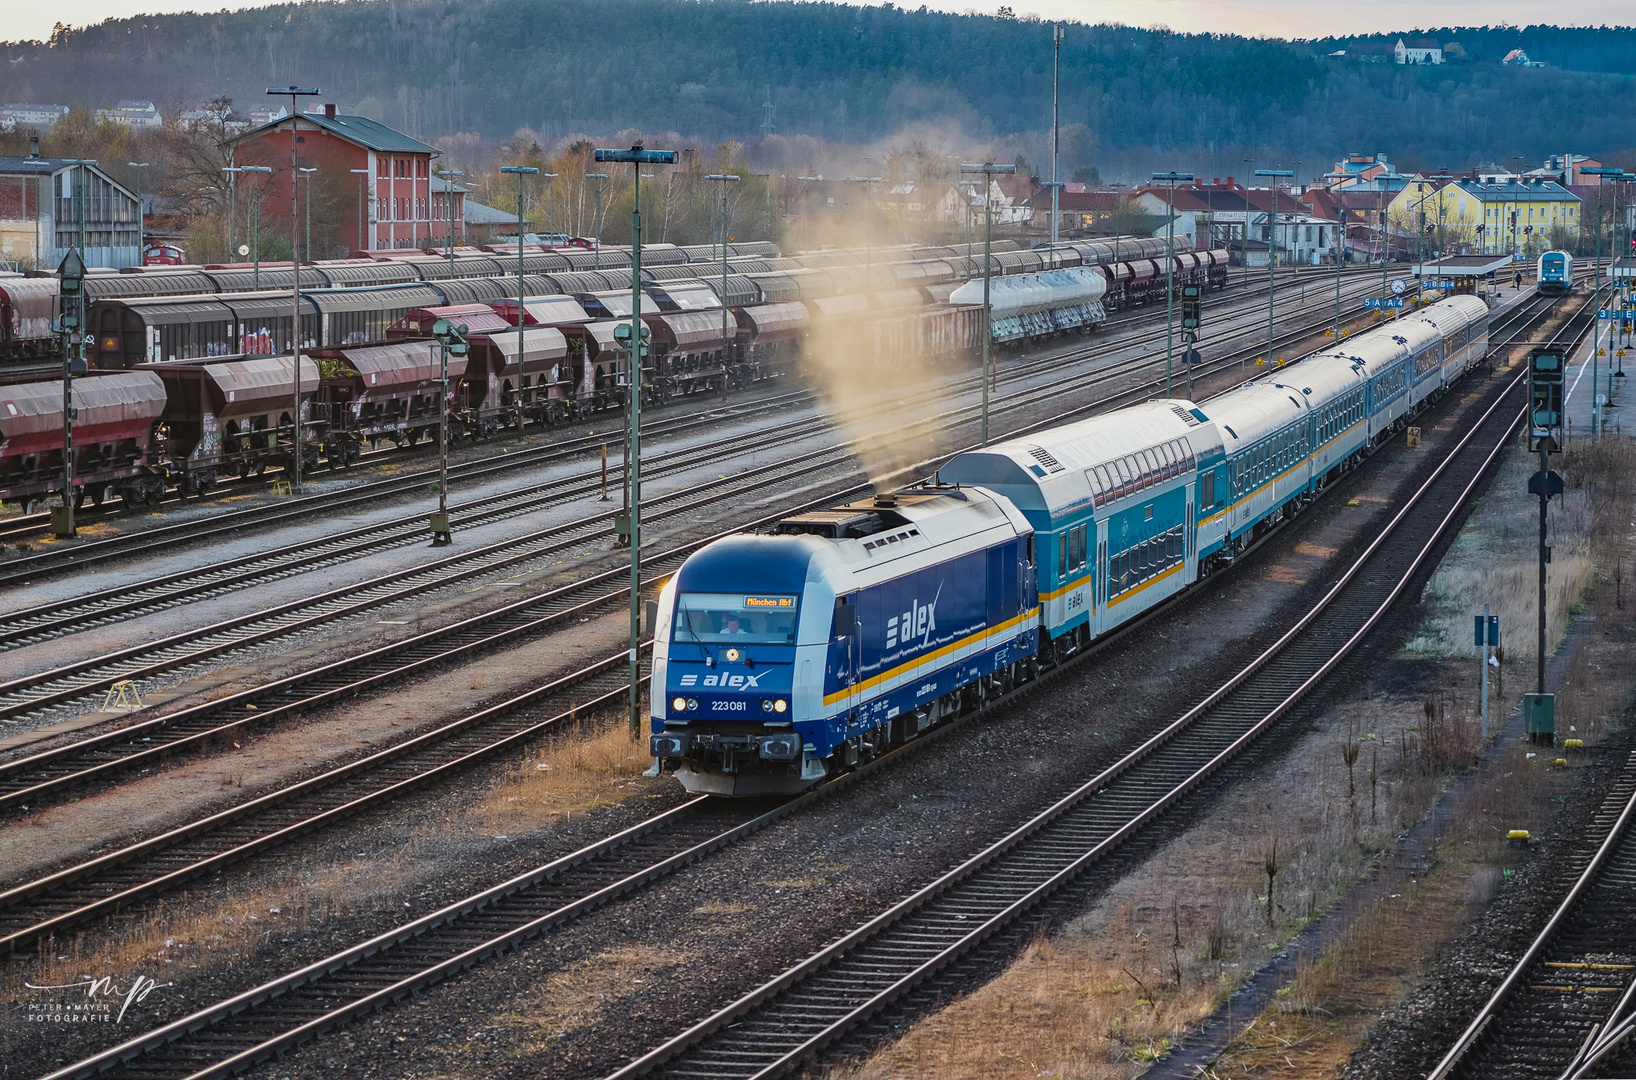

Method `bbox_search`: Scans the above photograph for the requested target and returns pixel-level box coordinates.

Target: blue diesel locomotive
[1538,251,1574,296]
[648,295,1492,795]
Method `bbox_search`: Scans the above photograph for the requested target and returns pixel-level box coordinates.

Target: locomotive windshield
[673,592,800,644]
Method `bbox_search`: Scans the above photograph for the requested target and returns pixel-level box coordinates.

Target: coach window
[1058,532,1068,579]
[1200,470,1215,508]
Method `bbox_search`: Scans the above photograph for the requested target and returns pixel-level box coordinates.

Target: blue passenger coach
[650,487,1037,795]
[647,295,1492,798]
[939,400,1225,658]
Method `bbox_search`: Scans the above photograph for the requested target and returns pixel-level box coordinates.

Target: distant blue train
[1538,251,1574,295]
[648,295,1493,795]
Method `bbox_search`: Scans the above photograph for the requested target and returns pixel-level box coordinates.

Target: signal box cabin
[232,106,463,255]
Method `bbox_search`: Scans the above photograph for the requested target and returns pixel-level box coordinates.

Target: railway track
[0,387,809,587]
[0,266,1381,580]
[0,283,1516,963]
[1428,755,1636,1080]
[2,265,1312,545]
[0,277,1391,739]
[0,276,1410,805]
[600,299,1594,1080]
[31,283,1574,1080]
[0,272,1383,651]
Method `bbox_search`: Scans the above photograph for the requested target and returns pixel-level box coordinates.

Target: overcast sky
[5,0,1631,45]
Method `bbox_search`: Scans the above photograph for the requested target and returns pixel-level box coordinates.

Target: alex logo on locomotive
[884,584,942,652]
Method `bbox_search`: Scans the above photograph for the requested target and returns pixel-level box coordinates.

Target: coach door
[1185,484,1197,584]
[1094,519,1109,637]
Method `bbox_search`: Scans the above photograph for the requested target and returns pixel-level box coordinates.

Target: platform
[1563,313,1632,439]
[1411,254,1514,278]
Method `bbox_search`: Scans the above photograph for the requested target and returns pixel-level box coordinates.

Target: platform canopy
[1411,254,1514,278]
[1607,257,1636,280]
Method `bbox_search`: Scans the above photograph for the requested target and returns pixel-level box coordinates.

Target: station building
[232,105,464,254]
[0,143,141,269]
[1387,176,1580,259]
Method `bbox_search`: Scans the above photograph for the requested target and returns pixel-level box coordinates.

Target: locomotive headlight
[773,699,788,713]
[686,698,698,711]
[724,647,741,662]
[671,696,688,712]
[760,700,774,712]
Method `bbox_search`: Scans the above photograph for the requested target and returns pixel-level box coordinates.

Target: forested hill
[4,1,1635,170]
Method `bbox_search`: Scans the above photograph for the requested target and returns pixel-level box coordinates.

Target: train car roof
[1200,379,1316,446]
[940,399,1221,523]
[674,487,1029,599]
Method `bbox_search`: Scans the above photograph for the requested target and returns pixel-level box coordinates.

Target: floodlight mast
[596,146,680,739]
[960,162,1016,446]
[501,165,540,426]
[267,85,321,494]
[706,174,742,378]
[1152,172,1195,398]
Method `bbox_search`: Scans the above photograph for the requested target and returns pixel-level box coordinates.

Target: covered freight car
[466,325,571,430]
[325,339,469,453]
[0,277,60,361]
[0,371,168,511]
[140,354,324,486]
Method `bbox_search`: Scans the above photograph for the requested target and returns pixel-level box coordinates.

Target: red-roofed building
[231,104,461,255]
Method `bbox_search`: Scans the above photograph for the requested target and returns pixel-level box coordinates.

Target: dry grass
[493,944,690,1055]
[3,848,432,1033]
[477,710,654,829]
[836,929,1220,1080]
[837,434,1636,1080]
[831,685,1471,1080]
[1406,436,1636,665]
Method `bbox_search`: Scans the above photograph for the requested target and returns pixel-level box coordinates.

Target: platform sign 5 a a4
[1364,298,1405,310]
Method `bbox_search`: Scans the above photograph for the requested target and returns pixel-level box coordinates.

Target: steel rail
[605,313,1590,1080]
[25,293,1567,1080]
[0,404,844,651]
[0,283,1526,957]
[0,388,811,588]
[1427,760,1636,1080]
[0,277,1391,738]
[0,262,1376,545]
[0,271,1339,648]
[0,287,1559,830]
[0,274,1376,663]
[0,267,1381,584]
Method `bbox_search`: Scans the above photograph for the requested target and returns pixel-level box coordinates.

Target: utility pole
[268,86,321,495]
[1325,172,1351,340]
[596,144,679,738]
[587,172,608,268]
[961,161,1016,446]
[351,167,370,252]
[438,169,464,265]
[1585,168,1626,436]
[501,165,539,425]
[1153,171,1194,397]
[1256,168,1294,365]
[1051,23,1063,247]
[706,173,741,377]
[1242,158,1254,290]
